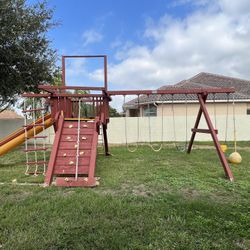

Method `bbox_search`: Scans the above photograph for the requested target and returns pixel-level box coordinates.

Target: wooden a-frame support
[187,93,234,181]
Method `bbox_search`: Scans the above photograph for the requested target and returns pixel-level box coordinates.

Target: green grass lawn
[0,144,249,249]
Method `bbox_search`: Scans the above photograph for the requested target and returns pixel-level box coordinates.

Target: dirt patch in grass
[132,184,154,197]
[180,188,201,198]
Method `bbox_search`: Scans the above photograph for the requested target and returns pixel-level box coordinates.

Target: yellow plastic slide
[0,113,53,156]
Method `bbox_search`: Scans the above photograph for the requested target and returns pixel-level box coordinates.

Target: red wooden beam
[189,94,234,181]
[44,114,64,186]
[191,128,218,134]
[107,88,235,96]
[85,117,99,186]
[52,93,103,98]
[62,55,66,85]
[22,93,51,97]
[38,85,105,91]
[63,55,107,58]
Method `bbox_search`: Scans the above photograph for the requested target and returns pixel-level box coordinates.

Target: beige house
[124,72,250,117]
[0,110,23,140]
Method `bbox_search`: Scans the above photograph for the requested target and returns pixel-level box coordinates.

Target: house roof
[124,72,250,108]
[0,110,23,119]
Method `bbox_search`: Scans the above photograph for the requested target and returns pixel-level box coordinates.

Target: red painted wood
[57,149,92,157]
[62,55,66,86]
[44,115,99,187]
[55,177,98,187]
[86,117,99,185]
[60,134,93,142]
[23,54,237,186]
[44,114,64,186]
[39,85,105,91]
[187,94,208,153]
[63,121,95,129]
[22,93,51,97]
[107,88,235,96]
[55,157,90,166]
[58,142,92,150]
[53,93,103,98]
[53,166,89,175]
[197,94,234,181]
[191,128,218,134]
[61,128,94,135]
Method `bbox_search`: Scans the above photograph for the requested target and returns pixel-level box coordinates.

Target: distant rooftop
[124,72,250,108]
[0,110,23,119]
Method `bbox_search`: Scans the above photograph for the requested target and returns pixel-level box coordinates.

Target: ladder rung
[25,172,45,175]
[64,118,95,121]
[24,147,48,152]
[25,136,47,140]
[23,124,45,127]
[25,161,48,165]
[22,108,46,113]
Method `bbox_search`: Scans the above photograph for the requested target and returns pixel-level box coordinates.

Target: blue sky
[47,0,195,57]
[27,0,250,108]
[42,0,201,89]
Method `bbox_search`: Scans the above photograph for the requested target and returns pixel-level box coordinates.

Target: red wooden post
[187,94,208,153]
[44,114,64,186]
[104,55,108,91]
[62,56,66,86]
[191,94,234,181]
[86,117,99,185]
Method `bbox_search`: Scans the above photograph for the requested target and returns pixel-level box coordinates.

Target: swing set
[123,91,241,161]
[0,55,241,186]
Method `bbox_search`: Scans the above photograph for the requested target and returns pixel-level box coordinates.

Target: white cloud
[82,29,103,46]
[218,0,250,16]
[89,0,250,90]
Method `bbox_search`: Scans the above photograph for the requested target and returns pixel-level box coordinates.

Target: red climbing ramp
[44,114,99,187]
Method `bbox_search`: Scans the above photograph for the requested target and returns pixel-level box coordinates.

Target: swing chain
[232,94,237,152]
[213,93,217,129]
[224,93,229,144]
[124,95,139,152]
[148,95,163,152]
[32,97,38,176]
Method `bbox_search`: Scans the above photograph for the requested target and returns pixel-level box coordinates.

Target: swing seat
[228,151,242,164]
[220,144,228,153]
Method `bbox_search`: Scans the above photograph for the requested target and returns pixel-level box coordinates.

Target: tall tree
[109,106,121,117]
[0,0,57,112]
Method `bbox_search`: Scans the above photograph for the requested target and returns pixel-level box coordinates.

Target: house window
[129,109,140,117]
[247,109,250,115]
[143,105,157,117]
